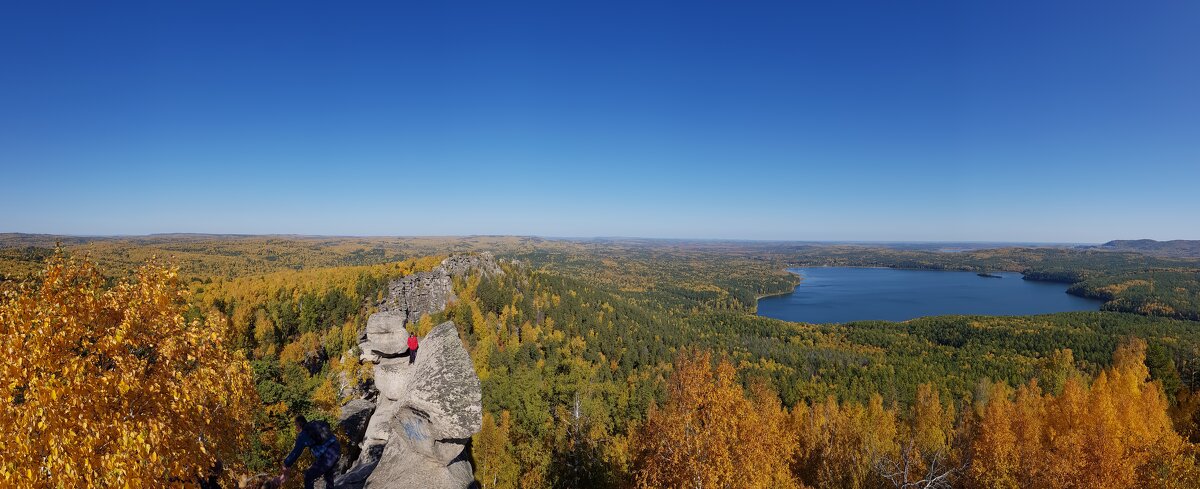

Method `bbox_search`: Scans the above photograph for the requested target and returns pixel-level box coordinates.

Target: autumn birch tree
[0,252,257,487]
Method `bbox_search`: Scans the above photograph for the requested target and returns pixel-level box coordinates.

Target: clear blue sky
[2,1,1197,242]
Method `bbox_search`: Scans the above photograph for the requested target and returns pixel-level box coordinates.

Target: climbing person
[408,329,419,365]
[278,414,341,489]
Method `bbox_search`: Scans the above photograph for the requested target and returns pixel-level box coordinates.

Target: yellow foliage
[312,377,339,417]
[415,314,436,337]
[912,383,953,458]
[192,255,444,352]
[1099,279,1153,296]
[0,252,257,487]
[631,350,798,488]
[279,331,321,365]
[792,393,898,488]
[476,411,520,489]
[970,338,1199,487]
[341,321,359,356]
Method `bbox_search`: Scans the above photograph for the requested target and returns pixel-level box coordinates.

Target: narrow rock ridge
[335,253,496,489]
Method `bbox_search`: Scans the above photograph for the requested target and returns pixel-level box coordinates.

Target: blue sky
[1,1,1197,242]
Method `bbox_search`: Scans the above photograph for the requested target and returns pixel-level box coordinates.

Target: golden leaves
[970,339,1195,487]
[0,252,258,487]
[631,350,800,488]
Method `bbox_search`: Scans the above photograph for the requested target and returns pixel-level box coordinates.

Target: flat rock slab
[360,311,409,363]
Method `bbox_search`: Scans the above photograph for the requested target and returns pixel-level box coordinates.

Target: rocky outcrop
[441,252,502,277]
[378,269,455,325]
[371,253,502,325]
[364,409,475,488]
[359,253,502,363]
[363,321,481,488]
[337,321,482,489]
[335,253,495,489]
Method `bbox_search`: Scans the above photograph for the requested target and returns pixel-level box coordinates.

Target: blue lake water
[756,267,1104,324]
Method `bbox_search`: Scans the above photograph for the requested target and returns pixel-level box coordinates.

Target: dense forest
[3,235,1200,487]
[1089,239,1200,258]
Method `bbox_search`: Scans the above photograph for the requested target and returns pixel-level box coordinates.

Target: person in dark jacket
[280,415,341,489]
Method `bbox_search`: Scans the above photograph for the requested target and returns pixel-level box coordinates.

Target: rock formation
[378,270,454,327]
[359,311,409,364]
[441,252,502,277]
[361,321,481,488]
[334,253,497,489]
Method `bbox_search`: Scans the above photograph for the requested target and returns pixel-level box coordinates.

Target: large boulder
[340,399,376,445]
[333,451,378,489]
[361,359,408,448]
[398,321,483,439]
[360,311,408,363]
[362,411,475,488]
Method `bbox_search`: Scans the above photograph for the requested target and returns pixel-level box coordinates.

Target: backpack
[305,420,336,446]
[408,335,419,350]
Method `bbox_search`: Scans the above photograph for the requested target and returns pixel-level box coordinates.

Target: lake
[756,267,1104,324]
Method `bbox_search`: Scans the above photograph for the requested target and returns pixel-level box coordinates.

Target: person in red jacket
[408,331,419,365]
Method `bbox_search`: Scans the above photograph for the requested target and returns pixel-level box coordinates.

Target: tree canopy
[0,252,257,487]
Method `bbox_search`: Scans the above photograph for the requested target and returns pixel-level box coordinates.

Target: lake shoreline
[752,269,803,312]
[755,266,1104,324]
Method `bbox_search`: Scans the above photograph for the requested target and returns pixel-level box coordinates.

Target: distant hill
[1090,239,1200,258]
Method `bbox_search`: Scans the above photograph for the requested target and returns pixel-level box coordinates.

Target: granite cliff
[333,253,498,489]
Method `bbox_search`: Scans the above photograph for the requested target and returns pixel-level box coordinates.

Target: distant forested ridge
[1088,239,1200,258]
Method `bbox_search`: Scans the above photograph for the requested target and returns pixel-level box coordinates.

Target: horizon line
[0,231,1125,246]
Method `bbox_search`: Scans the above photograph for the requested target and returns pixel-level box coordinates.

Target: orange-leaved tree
[0,251,257,487]
[631,349,797,488]
[970,341,1200,488]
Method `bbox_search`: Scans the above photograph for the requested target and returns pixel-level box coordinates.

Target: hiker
[408,330,419,365]
[278,415,341,489]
